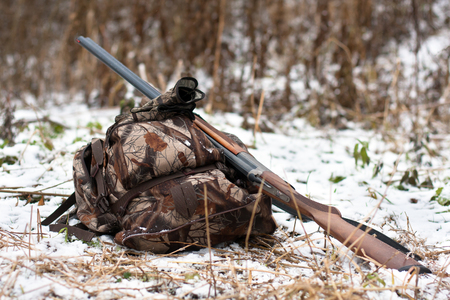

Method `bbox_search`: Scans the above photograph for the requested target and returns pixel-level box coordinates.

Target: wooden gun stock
[194,117,431,273]
[260,171,429,272]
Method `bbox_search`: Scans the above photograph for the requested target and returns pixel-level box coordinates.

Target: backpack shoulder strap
[41,193,77,226]
[91,139,109,213]
[41,193,97,242]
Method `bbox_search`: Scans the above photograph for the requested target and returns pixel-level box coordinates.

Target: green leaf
[357,139,369,150]
[123,271,132,280]
[431,187,444,202]
[430,187,450,205]
[0,155,18,167]
[353,140,370,169]
[87,121,103,134]
[400,171,410,184]
[0,140,9,149]
[360,146,370,167]
[58,227,69,243]
[438,197,450,206]
[364,272,386,287]
[87,121,102,130]
[367,188,377,199]
[408,176,418,186]
[185,272,200,281]
[396,184,409,191]
[329,174,346,184]
[372,161,383,178]
[72,137,83,143]
[419,177,434,189]
[353,143,359,166]
[43,138,54,151]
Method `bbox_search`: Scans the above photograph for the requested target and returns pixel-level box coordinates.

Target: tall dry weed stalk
[1,0,449,133]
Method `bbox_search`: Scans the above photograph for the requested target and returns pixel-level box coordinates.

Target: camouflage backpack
[43,77,276,253]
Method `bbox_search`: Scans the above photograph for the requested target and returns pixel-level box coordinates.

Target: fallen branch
[13,116,69,130]
[0,189,71,197]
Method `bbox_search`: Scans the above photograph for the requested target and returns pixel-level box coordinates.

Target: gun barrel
[76,36,161,100]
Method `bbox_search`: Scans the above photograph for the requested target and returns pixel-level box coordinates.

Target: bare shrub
[1,0,449,129]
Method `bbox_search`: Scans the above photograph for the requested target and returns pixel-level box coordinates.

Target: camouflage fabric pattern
[72,77,276,252]
[73,141,120,233]
[114,168,276,253]
[104,115,223,204]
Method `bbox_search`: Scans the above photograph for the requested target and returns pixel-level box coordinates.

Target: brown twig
[203,184,217,297]
[253,89,265,139]
[0,189,71,197]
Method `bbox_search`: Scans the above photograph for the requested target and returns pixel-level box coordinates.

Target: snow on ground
[1,98,449,299]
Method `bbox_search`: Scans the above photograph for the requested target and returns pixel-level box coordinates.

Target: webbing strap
[41,193,76,226]
[49,223,96,242]
[111,164,217,217]
[91,139,109,213]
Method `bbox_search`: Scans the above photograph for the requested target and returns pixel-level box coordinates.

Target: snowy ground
[1,98,450,299]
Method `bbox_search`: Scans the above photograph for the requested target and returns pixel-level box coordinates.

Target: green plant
[0,155,18,167]
[185,272,200,281]
[58,227,70,243]
[86,121,103,134]
[123,271,132,280]
[353,140,370,168]
[397,169,434,190]
[120,98,135,114]
[0,140,10,149]
[329,173,346,184]
[401,169,419,186]
[372,161,383,178]
[72,137,83,143]
[363,272,386,288]
[83,238,102,248]
[431,187,450,206]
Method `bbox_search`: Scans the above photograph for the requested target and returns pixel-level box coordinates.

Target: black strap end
[41,193,77,226]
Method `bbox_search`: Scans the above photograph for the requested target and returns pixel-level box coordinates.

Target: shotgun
[76,36,431,273]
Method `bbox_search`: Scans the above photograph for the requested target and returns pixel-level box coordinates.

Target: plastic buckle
[94,194,109,213]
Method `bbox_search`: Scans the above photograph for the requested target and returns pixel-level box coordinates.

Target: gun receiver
[76,36,431,273]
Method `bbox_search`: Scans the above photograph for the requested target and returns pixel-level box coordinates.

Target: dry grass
[1,218,447,299]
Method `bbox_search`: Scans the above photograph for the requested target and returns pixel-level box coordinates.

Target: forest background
[2,0,450,134]
[2,1,450,299]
